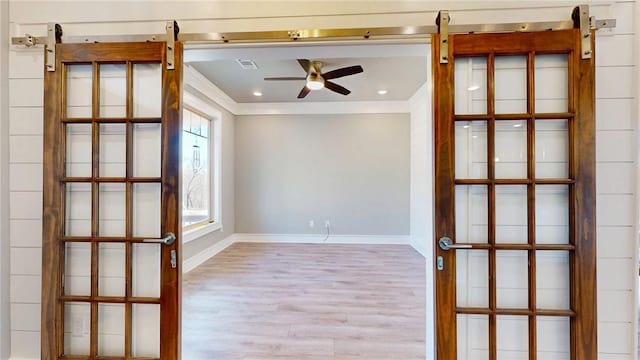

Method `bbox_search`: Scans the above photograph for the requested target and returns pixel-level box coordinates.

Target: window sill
[183,222,222,244]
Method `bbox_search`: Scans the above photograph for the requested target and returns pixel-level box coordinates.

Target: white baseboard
[410,237,428,258]
[182,234,236,273]
[234,233,410,245]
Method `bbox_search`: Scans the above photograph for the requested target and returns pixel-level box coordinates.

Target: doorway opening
[179,41,432,358]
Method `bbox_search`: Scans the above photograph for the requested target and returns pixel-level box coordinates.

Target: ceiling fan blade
[263,77,306,81]
[297,59,312,74]
[322,65,364,80]
[324,81,351,96]
[297,86,311,99]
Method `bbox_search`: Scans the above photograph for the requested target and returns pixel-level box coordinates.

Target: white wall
[235,112,410,235]
[3,1,637,359]
[0,1,11,358]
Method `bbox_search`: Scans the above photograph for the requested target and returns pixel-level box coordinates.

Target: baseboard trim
[234,233,410,245]
[410,237,428,258]
[182,234,236,274]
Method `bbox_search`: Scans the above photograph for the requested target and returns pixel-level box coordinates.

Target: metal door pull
[439,237,472,251]
[143,232,176,245]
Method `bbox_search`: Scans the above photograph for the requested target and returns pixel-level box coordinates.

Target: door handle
[143,232,176,245]
[439,236,472,251]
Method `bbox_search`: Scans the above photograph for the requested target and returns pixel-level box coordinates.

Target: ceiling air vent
[236,59,258,70]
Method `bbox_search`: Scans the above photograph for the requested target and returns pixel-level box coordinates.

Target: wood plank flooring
[182,243,426,360]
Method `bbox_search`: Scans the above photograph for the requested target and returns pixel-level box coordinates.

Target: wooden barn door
[433,29,596,359]
[42,41,183,359]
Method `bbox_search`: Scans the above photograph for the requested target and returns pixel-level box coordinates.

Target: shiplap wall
[3,1,637,359]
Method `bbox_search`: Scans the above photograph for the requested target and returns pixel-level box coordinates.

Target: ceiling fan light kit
[306,73,325,90]
[264,58,364,99]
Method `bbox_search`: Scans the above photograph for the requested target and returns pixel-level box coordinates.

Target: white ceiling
[185,43,430,104]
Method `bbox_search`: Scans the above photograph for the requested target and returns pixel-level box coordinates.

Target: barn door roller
[45,23,62,72]
[572,4,592,59]
[166,20,179,70]
[436,10,450,64]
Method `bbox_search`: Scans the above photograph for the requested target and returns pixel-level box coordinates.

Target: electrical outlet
[324,220,330,228]
[309,220,315,228]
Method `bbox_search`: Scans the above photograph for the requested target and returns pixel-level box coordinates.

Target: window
[182,106,215,229]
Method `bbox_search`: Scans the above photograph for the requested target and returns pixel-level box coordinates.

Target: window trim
[182,91,223,243]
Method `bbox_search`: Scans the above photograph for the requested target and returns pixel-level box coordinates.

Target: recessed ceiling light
[377,90,388,95]
[253,91,263,97]
[467,85,480,91]
[513,123,522,128]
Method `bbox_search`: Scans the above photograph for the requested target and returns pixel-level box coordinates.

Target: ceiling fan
[264,59,364,99]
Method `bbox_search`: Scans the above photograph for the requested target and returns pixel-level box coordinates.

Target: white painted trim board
[182,234,236,273]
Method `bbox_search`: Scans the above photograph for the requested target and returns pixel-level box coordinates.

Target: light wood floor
[182,242,426,360]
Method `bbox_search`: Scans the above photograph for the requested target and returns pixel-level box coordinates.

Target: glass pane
[495,185,528,244]
[535,54,568,113]
[99,183,126,237]
[64,242,91,296]
[66,124,92,177]
[132,304,160,357]
[132,243,160,298]
[99,123,126,177]
[496,250,528,309]
[535,119,568,179]
[133,63,161,118]
[66,64,92,118]
[537,317,570,359]
[455,57,487,115]
[98,243,125,297]
[455,121,487,179]
[495,120,527,179]
[536,251,570,309]
[457,314,489,360]
[495,56,527,114]
[133,123,161,178]
[98,303,125,356]
[133,183,161,238]
[64,302,91,355]
[535,185,569,244]
[456,250,489,308]
[183,115,210,226]
[456,185,488,244]
[497,316,529,359]
[99,64,126,117]
[65,183,91,236]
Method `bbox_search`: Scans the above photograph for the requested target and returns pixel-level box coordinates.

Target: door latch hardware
[170,250,177,269]
[437,256,444,271]
[439,236,473,251]
[143,232,176,245]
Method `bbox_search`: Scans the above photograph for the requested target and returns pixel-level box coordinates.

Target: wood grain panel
[432,33,457,360]
[160,41,183,360]
[42,43,64,360]
[571,30,597,360]
[58,43,164,63]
